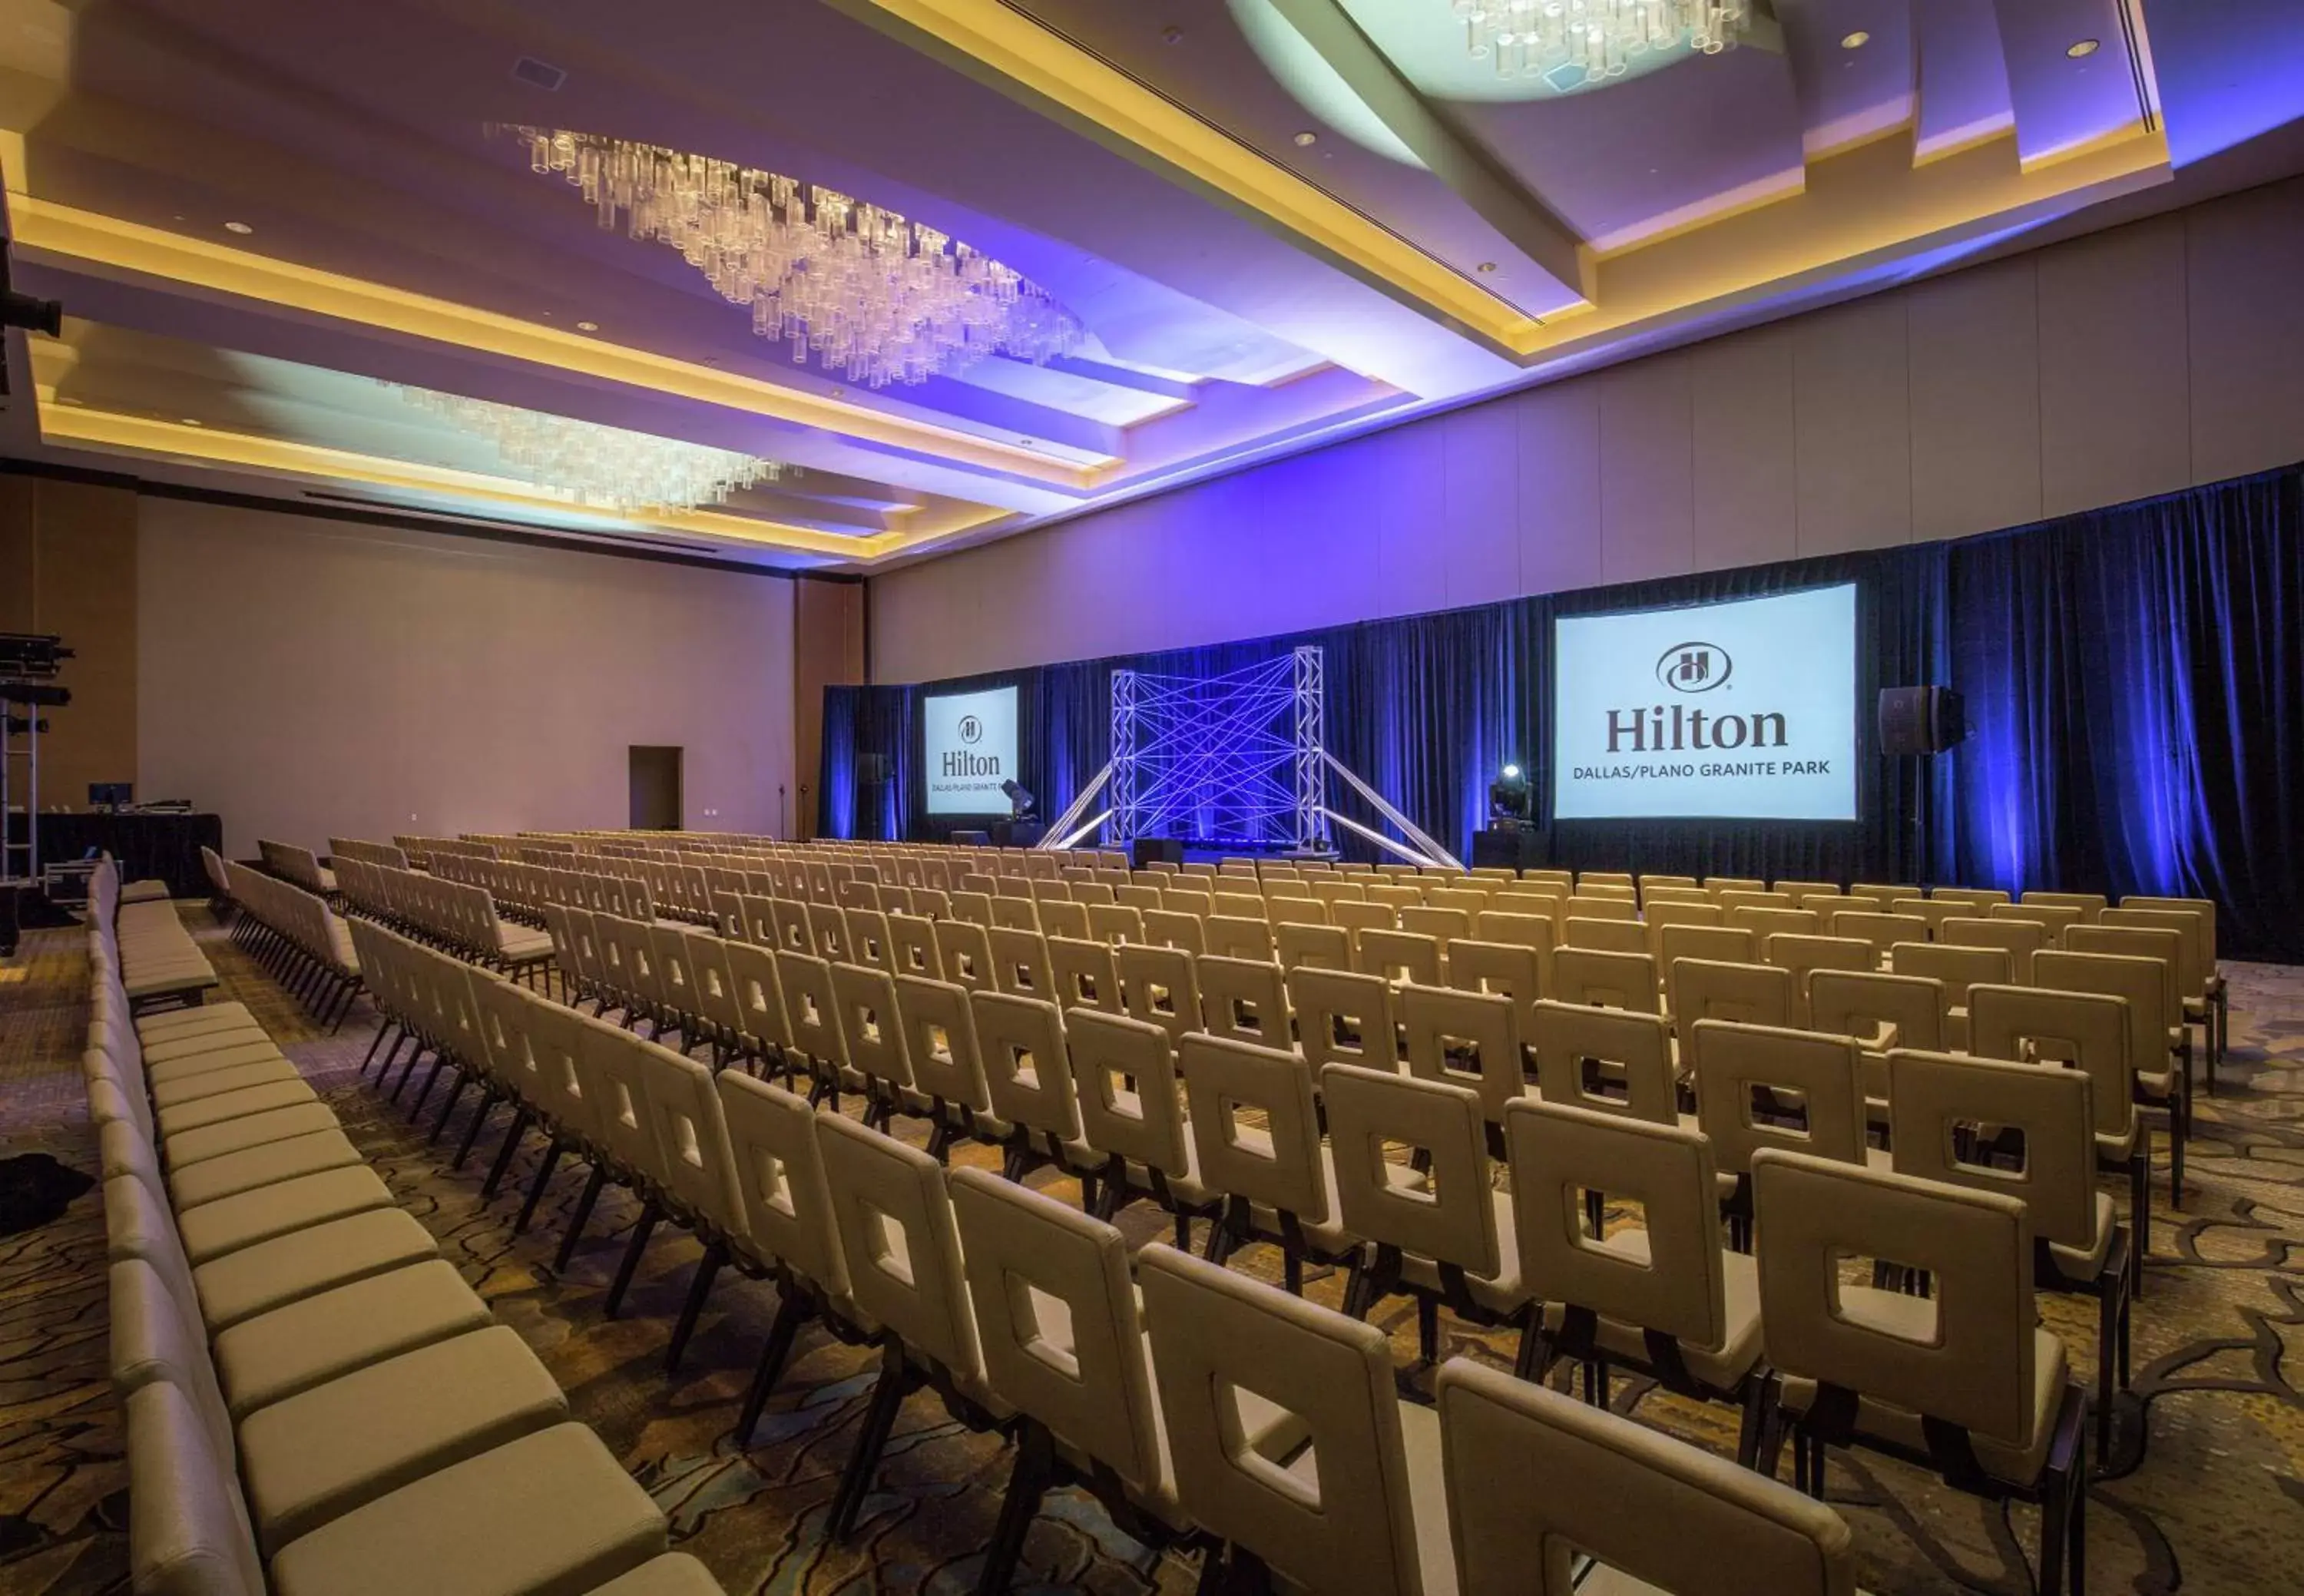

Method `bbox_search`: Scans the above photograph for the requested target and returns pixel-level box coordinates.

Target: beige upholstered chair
[1444,939,1542,1060]
[1047,935,1124,1014]
[1691,1019,1868,1247]
[1888,896,1965,937]
[1141,908,1207,956]
[1932,886,2011,912]
[932,918,998,993]
[1061,1006,1217,1242]
[2034,947,2190,1207]
[1563,915,1648,955]
[1326,1063,1533,1357]
[1991,901,2081,949]
[1667,959,1793,1061]
[1176,1035,1353,1293]
[2120,896,2223,1075]
[1752,1150,2087,1594]
[1551,947,1661,1014]
[1826,909,1928,966]
[1762,934,1871,1025]
[885,912,942,979]
[1942,916,2045,982]
[1289,966,1401,1071]
[1564,893,1637,922]
[1505,1100,1768,1460]
[1276,920,1353,973]
[1657,922,1758,972]
[1435,1357,1854,1596]
[1205,913,1276,961]
[1359,927,1445,987]
[1400,984,1525,1137]
[773,951,849,1105]
[1889,941,2011,1051]
[1137,1242,1448,1596]
[985,926,1054,998]
[971,990,1090,1187]
[1885,1048,2130,1456]
[1197,954,1293,1050]
[1107,942,1194,1046]
[2098,907,2214,1074]
[1529,1000,1680,1124]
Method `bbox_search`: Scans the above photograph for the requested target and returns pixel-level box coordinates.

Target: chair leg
[665,1240,729,1373]
[827,1345,912,1541]
[359,1022,398,1078]
[407,1056,451,1121]
[453,1088,499,1171]
[733,1291,809,1449]
[513,1136,565,1234]
[1416,1295,1440,1365]
[429,1071,469,1144]
[481,1105,533,1199]
[2130,1150,2150,1300]
[975,1422,1057,1596]
[603,1201,661,1318]
[2097,1286,2117,1464]
[554,1164,610,1272]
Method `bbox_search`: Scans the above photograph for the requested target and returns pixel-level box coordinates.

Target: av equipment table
[8,811,223,900]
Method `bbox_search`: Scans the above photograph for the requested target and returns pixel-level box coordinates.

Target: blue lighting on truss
[1109,649,1326,849]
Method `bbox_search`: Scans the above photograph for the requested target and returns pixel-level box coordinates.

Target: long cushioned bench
[94,856,220,1008]
[79,861,723,1596]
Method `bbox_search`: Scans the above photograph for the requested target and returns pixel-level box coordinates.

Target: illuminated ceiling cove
[0,0,2299,572]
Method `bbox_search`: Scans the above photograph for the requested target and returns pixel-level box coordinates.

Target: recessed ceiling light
[1841,30,1869,49]
[2067,38,2100,58]
[1293,131,1317,147]
[575,320,599,332]
[222,220,253,234]
[1476,261,1498,273]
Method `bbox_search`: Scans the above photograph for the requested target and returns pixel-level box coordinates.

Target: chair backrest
[1507,1099,1726,1353]
[2065,924,2185,1017]
[2021,890,2107,923]
[125,1379,266,1596]
[2120,896,2216,966]
[1288,965,1400,1071]
[1751,1149,2039,1446]
[1667,959,1793,1058]
[1988,902,2080,950]
[948,1167,1161,1489]
[1141,908,1207,956]
[892,974,994,1114]
[1563,916,1649,955]
[1437,1358,1854,1596]
[1550,947,1660,1014]
[1087,902,1145,945]
[1039,899,1093,941]
[1889,941,2011,1009]
[1656,923,1758,972]
[714,1069,850,1289]
[575,1015,670,1184]
[831,959,914,1095]
[883,912,942,979]
[1113,942,1199,1045]
[1324,1063,1501,1277]
[1885,1049,2097,1248]
[722,936,793,1057]
[1940,916,2044,982]
[1357,927,1443,987]
[1048,935,1125,1014]
[1401,983,1524,1126]
[2034,948,2174,1074]
[1691,1020,1866,1174]
[932,917,998,992]
[2097,908,2206,996]
[1931,886,2011,912]
[1064,1007,1191,1179]
[816,1111,980,1379]
[638,1042,749,1236]
[987,925,1055,998]
[1276,920,1353,973]
[776,949,846,1072]
[1823,909,1925,965]
[1967,982,2137,1144]
[1204,913,1276,961]
[972,990,1081,1143]
[1761,934,1872,1024]
[1564,894,1637,922]
[1399,905,1471,947]
[1806,969,1943,1055]
[1196,954,1292,1049]
[1138,1243,1428,1596]
[842,907,894,971]
[1177,1034,1329,1224]
[1528,1000,1678,1124]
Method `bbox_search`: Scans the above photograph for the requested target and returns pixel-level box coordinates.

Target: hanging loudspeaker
[1878,687,1967,756]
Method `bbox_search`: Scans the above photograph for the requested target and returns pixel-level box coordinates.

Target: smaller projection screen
[1552,584,1859,822]
[922,684,1021,816]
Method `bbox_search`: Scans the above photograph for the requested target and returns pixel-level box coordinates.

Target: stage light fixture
[1000,779,1038,820]
[1488,762,1531,826]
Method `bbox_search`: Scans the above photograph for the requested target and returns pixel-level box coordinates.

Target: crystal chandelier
[386,384,783,515]
[501,126,1087,389]
[1449,0,1752,84]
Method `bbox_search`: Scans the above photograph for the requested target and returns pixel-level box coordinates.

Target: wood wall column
[0,475,138,814]
[792,578,865,839]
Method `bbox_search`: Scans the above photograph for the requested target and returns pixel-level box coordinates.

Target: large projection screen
[923,685,1021,816]
[1552,584,1859,821]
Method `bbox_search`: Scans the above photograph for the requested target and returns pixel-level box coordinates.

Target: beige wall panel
[1597,354,1694,584]
[1908,256,2044,541]
[2038,211,2192,516]
[1688,324,1799,574]
[1793,296,1912,555]
[2186,175,2304,485]
[1514,379,1604,597]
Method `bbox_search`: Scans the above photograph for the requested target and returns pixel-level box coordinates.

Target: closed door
[629,746,682,830]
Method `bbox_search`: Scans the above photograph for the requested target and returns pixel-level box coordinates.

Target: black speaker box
[1131,837,1186,869]
[1878,687,1967,755]
[1472,827,1551,871]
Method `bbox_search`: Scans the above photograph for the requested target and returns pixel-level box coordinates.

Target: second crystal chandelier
[504,126,1085,389]
[1449,0,1753,84]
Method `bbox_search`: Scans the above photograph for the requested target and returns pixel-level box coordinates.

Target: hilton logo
[958,714,984,745]
[1657,642,1731,694]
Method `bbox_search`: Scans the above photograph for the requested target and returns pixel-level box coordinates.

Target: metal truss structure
[1105,647,1328,851]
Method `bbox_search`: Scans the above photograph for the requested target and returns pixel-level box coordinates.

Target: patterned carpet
[7,908,2304,1594]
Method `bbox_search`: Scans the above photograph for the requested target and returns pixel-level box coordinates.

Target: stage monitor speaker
[1878,687,1967,756]
[1132,837,1185,869]
[988,820,1044,849]
[1472,826,1551,871]
[951,829,991,847]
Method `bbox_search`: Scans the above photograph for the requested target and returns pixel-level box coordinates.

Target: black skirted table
[8,812,223,899]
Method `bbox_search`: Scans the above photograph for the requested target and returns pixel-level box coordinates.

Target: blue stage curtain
[1942,465,2304,959]
[822,461,2304,957]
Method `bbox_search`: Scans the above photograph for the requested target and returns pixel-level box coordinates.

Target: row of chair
[255,840,336,898]
[98,859,220,1009]
[77,862,721,1596]
[215,855,366,1030]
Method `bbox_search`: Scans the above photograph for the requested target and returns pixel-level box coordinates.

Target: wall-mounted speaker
[1878,687,1967,756]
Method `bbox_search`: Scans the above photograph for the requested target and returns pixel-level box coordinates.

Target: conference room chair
[1644,900,1726,945]
[1639,885,1714,912]
[812,1111,1009,1543]
[1525,868,1574,890]
[827,960,922,1134]
[972,990,1094,1191]
[1426,887,1491,920]
[1138,1241,1445,1596]
[1693,1019,1869,1247]
[1563,915,1648,955]
[648,926,705,1049]
[1792,892,1865,923]
[1289,966,1401,1071]
[1399,984,1524,1143]
[1439,1356,1855,1596]
[989,895,1042,934]
[1528,1000,1680,1125]
[1095,867,1134,889]
[1826,909,1929,968]
[929,917,995,993]
[707,889,746,942]
[1889,941,2012,1051]
[1655,924,1759,978]
[1932,886,2013,912]
[1307,877,1367,908]
[680,930,745,1071]
[1087,902,1144,945]
[1716,892,1794,922]
[1369,882,1425,912]
[883,912,942,979]
[1843,882,1916,912]
[767,896,816,954]
[773,951,850,1106]
[805,902,855,965]
[1551,947,1662,1015]
[2121,895,2223,1073]
[1638,873,1701,892]
[1471,906,1552,966]
[1885,1048,2130,1458]
[723,937,795,1078]
[1730,907,1820,948]
[1442,938,1543,1068]
[1332,899,1401,950]
[1180,862,1219,880]
[1140,907,1207,956]
[1197,954,1292,1050]
[1566,892,1637,919]
[837,879,880,914]
[1700,876,1763,900]
[1266,896,1329,932]
[1400,904,1473,949]
[1206,913,1276,961]
[1220,862,1260,881]
[2100,906,2216,1076]
[995,878,1037,906]
[1043,935,1123,1015]
[1762,934,1872,1025]
[1273,920,1351,974]
[1163,886,1217,918]
[1505,1099,1769,1462]
[1581,871,1635,890]
[1806,967,1945,1136]
[1667,959,1793,1063]
[1354,928,1440,990]
[1058,1007,1218,1240]
[1752,1150,2087,1594]
[1113,882,1164,913]
[1940,915,2044,982]
[1889,896,1968,938]
[1989,901,2080,949]
[1326,1063,1533,1361]
[1176,1036,1356,1293]
[888,974,1006,1162]
[1105,942,1193,1048]
[2039,941,2192,1202]
[1263,878,1315,903]
[1038,899,1092,940]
